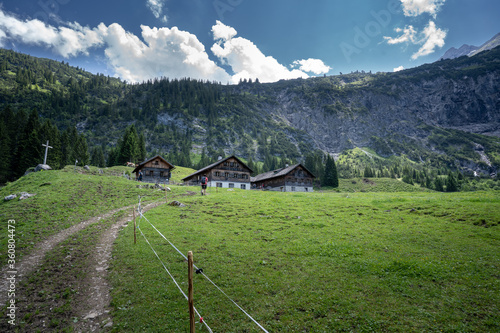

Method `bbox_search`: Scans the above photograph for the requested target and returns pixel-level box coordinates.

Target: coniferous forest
[1,47,500,191]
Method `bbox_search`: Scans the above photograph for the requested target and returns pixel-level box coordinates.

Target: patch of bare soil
[73,201,164,332]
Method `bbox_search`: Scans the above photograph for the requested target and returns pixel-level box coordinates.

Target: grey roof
[251,163,315,183]
[181,155,253,181]
[132,155,174,173]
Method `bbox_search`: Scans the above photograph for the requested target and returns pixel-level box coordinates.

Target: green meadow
[1,169,499,332]
[110,187,500,332]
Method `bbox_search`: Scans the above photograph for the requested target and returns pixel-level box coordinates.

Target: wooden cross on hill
[42,140,53,165]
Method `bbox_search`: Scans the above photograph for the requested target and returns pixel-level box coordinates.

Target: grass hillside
[0,166,169,265]
[335,177,430,193]
[110,187,499,332]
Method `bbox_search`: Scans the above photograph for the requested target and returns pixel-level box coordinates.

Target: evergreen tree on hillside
[16,109,42,176]
[90,146,106,167]
[118,125,139,164]
[0,121,11,183]
[138,132,147,162]
[74,135,90,166]
[323,155,339,187]
[434,177,444,192]
[446,172,458,192]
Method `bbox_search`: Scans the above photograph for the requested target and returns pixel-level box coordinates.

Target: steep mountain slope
[0,46,499,176]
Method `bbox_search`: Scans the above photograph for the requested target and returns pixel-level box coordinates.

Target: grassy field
[0,166,169,266]
[110,187,500,332]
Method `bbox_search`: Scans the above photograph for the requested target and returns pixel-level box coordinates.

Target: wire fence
[136,196,269,332]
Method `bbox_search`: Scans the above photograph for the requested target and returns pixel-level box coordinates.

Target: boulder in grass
[4,194,16,201]
[35,164,52,172]
[19,192,36,200]
[168,200,186,207]
[84,165,90,171]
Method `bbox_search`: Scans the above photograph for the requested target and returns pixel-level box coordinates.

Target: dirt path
[73,200,165,332]
[0,201,163,309]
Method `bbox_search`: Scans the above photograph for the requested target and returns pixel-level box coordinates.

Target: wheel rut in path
[72,200,165,332]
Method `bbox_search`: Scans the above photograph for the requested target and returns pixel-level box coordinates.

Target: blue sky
[0,0,499,83]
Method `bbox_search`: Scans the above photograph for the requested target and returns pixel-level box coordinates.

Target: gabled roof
[251,163,315,183]
[132,155,175,173]
[182,155,253,181]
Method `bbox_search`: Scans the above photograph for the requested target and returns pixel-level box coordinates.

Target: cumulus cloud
[211,20,310,83]
[146,0,168,23]
[384,21,446,59]
[98,23,230,82]
[292,58,331,75]
[0,10,103,57]
[393,65,404,72]
[0,11,330,84]
[400,0,446,18]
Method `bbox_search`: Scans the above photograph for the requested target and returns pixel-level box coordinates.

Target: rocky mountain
[440,32,500,60]
[440,44,479,60]
[1,45,499,177]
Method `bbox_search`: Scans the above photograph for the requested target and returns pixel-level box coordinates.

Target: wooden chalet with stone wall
[251,164,315,192]
[132,155,174,184]
[182,156,253,190]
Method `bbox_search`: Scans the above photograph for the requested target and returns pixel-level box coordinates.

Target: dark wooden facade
[251,164,315,192]
[182,156,253,190]
[132,155,174,184]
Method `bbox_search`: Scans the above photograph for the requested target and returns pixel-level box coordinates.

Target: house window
[233,173,238,178]
[225,172,229,178]
[154,161,159,165]
[216,182,222,187]
[215,171,221,177]
[224,162,228,166]
[230,162,234,167]
[240,184,246,189]
[229,183,234,188]
[160,171,164,177]
[291,187,296,191]
[305,187,309,192]
[149,170,154,176]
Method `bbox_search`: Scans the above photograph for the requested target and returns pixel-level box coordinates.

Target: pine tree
[138,132,147,162]
[323,155,339,187]
[16,109,42,176]
[74,135,90,166]
[91,146,106,167]
[446,172,458,192]
[118,125,139,164]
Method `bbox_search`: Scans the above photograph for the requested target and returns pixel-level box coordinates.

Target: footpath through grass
[110,188,500,332]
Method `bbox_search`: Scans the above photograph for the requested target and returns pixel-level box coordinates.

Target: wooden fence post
[188,251,195,333]
[133,206,136,245]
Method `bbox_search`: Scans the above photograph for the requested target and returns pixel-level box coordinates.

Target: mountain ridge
[440,32,500,60]
[0,45,499,178]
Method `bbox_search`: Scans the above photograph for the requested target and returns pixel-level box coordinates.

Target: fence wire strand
[136,197,269,333]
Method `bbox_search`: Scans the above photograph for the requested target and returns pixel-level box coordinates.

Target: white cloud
[146,0,168,23]
[384,26,417,45]
[393,65,404,72]
[400,0,446,18]
[98,24,230,83]
[384,21,446,60]
[411,21,446,59]
[0,10,103,57]
[0,11,331,84]
[292,58,331,75]
[211,20,310,83]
